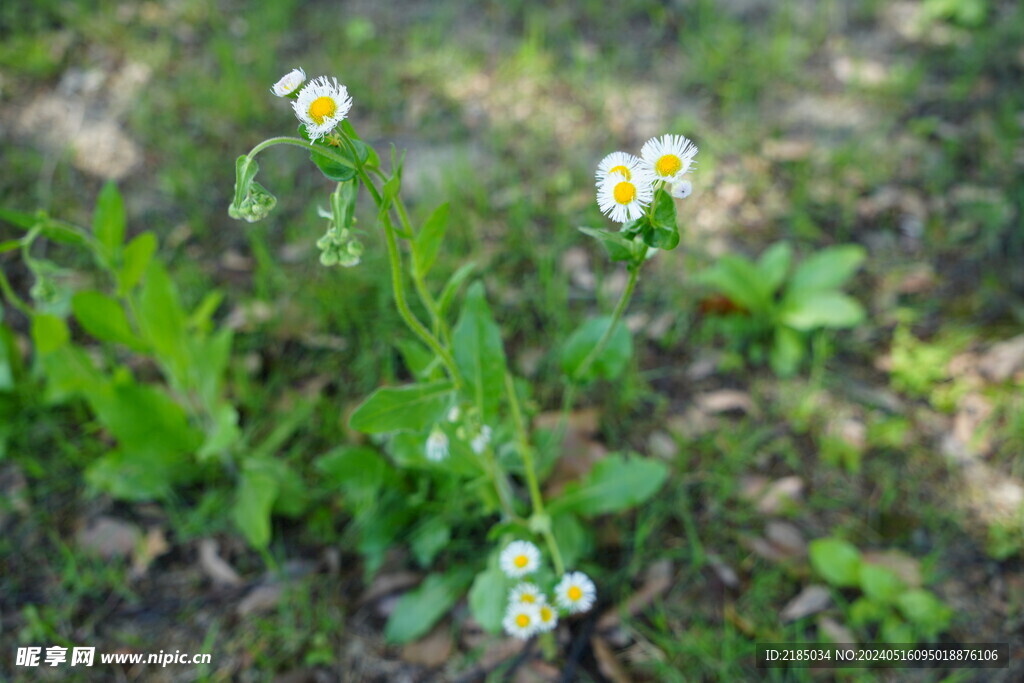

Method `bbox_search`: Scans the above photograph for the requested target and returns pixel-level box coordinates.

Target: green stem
[0,268,31,317]
[246,137,357,172]
[505,371,564,575]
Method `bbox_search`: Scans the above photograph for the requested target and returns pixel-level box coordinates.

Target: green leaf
[197,403,241,461]
[118,232,157,293]
[849,596,887,626]
[300,126,361,182]
[880,614,915,644]
[781,291,865,330]
[438,262,477,317]
[808,538,862,588]
[757,242,793,295]
[696,254,771,313]
[859,563,904,604]
[468,563,511,634]
[578,227,634,262]
[549,453,668,517]
[384,571,470,644]
[395,338,437,379]
[769,326,804,377]
[648,188,679,248]
[452,282,506,417]
[72,291,144,350]
[552,512,591,568]
[137,260,187,375]
[896,589,951,636]
[38,346,101,402]
[88,381,203,455]
[316,446,397,503]
[0,207,40,229]
[31,314,70,354]
[788,244,866,293]
[232,462,279,549]
[349,381,455,434]
[85,448,189,501]
[0,322,20,391]
[93,181,125,256]
[411,517,451,567]
[561,315,632,382]
[412,202,450,278]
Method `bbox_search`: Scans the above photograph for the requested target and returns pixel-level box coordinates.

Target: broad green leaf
[468,563,510,634]
[782,291,865,331]
[896,589,952,636]
[561,315,632,382]
[270,460,308,518]
[859,563,904,604]
[38,346,100,402]
[788,244,866,293]
[0,207,39,229]
[298,125,359,182]
[31,314,69,354]
[549,453,668,517]
[411,517,451,567]
[849,596,888,626]
[452,282,506,417]
[412,202,449,278]
[395,338,436,379]
[385,571,470,644]
[197,403,240,461]
[696,254,771,314]
[880,614,915,644]
[88,381,203,455]
[552,512,591,568]
[86,448,189,501]
[188,327,232,410]
[349,380,455,433]
[118,232,157,293]
[808,538,862,588]
[646,187,679,250]
[72,291,144,349]
[93,181,125,255]
[137,260,187,374]
[188,290,225,333]
[769,325,804,377]
[578,227,634,262]
[758,242,793,295]
[232,463,279,549]
[438,262,477,317]
[0,323,19,391]
[316,446,396,501]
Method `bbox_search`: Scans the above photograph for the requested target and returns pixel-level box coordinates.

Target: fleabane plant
[229,68,697,644]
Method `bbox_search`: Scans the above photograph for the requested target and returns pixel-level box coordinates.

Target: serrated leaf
[809,538,862,588]
[549,453,668,517]
[452,282,506,417]
[412,202,449,278]
[561,315,632,382]
[349,381,455,433]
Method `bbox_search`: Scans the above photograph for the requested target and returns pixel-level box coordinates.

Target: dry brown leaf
[979,335,1024,382]
[76,516,141,560]
[707,554,741,589]
[130,527,170,578]
[597,560,673,631]
[513,660,561,683]
[765,521,807,559]
[818,616,857,645]
[361,571,423,605]
[591,636,633,683]
[237,583,284,617]
[400,620,453,667]
[198,538,242,587]
[538,409,607,499]
[861,550,921,588]
[780,585,831,623]
[646,431,678,461]
[696,389,756,415]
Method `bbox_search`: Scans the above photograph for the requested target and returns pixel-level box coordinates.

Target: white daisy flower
[471,425,492,455]
[670,179,693,199]
[271,68,306,97]
[554,571,597,614]
[536,603,558,633]
[594,151,644,186]
[641,134,698,184]
[503,602,541,639]
[500,540,541,578]
[425,427,449,462]
[447,406,461,422]
[508,582,545,606]
[597,172,654,224]
[293,76,353,141]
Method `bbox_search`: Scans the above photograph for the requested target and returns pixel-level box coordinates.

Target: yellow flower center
[515,613,531,628]
[522,593,536,604]
[308,96,337,124]
[514,555,529,568]
[568,586,583,601]
[540,606,553,622]
[608,164,631,180]
[656,154,682,177]
[613,181,636,205]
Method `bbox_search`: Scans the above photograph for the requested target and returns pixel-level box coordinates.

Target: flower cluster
[596,134,698,223]
[498,541,597,639]
[271,68,353,142]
